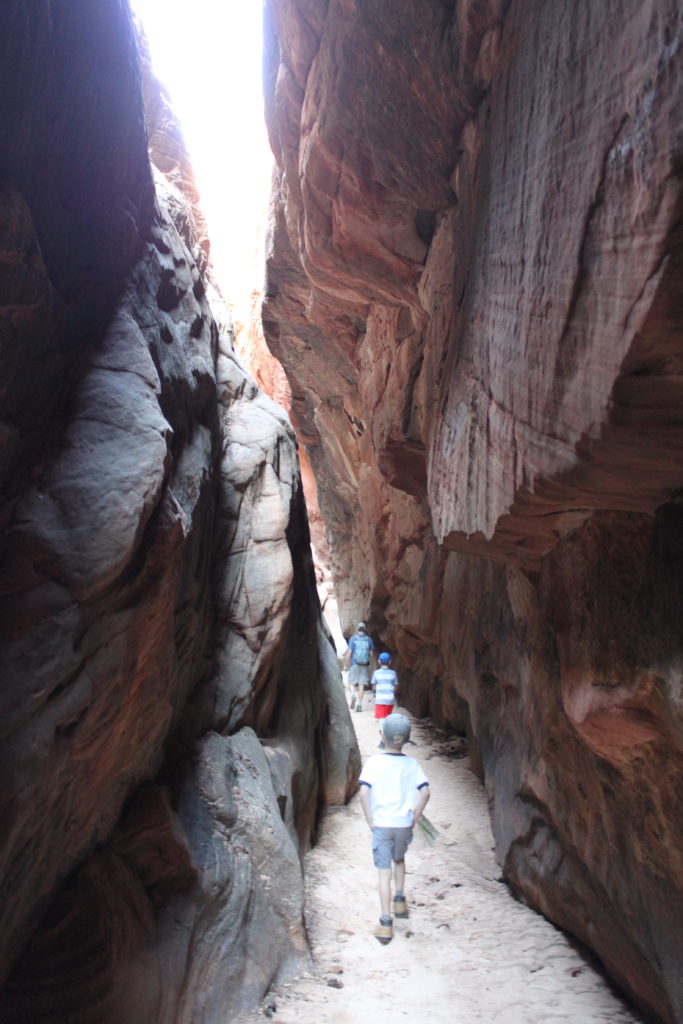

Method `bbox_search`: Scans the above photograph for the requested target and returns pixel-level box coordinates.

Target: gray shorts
[371,826,413,869]
[349,664,371,688]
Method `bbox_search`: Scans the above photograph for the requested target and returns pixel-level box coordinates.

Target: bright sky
[129,0,274,312]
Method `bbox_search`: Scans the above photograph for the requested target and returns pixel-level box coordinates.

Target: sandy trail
[237,702,643,1024]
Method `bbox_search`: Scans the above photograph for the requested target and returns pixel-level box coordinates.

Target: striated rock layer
[0,2,359,1022]
[263,1,683,1021]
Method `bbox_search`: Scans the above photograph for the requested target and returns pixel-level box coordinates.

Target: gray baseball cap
[382,713,412,745]
[357,621,366,631]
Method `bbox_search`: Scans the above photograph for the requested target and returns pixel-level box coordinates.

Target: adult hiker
[346,621,375,712]
[358,713,430,945]
[371,652,398,746]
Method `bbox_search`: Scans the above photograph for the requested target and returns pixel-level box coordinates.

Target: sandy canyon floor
[236,694,644,1024]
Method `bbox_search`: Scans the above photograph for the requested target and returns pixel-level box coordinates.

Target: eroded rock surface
[0,3,359,1021]
[236,290,345,650]
[263,1,683,1021]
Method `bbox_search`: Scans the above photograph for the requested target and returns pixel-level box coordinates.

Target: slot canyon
[0,2,681,1023]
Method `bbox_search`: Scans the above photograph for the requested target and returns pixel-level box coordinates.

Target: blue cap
[378,652,391,664]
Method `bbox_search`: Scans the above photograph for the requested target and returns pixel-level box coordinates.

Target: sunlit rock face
[263,1,683,1020]
[236,291,346,650]
[0,3,359,1022]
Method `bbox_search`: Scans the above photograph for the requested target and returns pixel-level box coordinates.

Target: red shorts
[375,703,394,720]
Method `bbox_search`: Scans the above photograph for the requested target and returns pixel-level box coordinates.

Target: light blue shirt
[371,667,398,704]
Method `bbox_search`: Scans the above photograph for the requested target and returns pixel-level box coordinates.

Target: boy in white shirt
[358,714,430,944]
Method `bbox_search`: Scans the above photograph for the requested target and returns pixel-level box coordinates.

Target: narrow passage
[241,706,643,1024]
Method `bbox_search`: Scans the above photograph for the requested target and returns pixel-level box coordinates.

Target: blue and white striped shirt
[372,667,398,705]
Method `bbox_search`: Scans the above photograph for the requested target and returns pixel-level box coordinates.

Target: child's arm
[412,784,430,824]
[359,784,374,829]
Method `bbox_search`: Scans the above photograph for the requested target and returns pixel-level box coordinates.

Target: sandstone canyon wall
[262,2,683,1022]
[236,289,346,652]
[0,3,359,1022]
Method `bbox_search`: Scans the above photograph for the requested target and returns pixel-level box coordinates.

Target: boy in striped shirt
[372,652,398,746]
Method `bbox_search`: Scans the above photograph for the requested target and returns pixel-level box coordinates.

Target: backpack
[354,635,372,665]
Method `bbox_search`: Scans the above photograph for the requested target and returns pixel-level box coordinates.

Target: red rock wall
[263,1,683,1021]
[0,3,359,1021]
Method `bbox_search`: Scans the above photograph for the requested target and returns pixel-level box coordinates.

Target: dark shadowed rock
[0,181,221,1001]
[104,729,308,1024]
[0,3,359,1021]
[0,0,154,534]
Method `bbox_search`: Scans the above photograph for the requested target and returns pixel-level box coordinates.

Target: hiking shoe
[393,896,408,918]
[374,920,393,945]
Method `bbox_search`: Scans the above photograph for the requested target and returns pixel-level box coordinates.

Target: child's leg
[377,868,392,918]
[372,830,394,943]
[393,847,409,921]
[393,858,406,895]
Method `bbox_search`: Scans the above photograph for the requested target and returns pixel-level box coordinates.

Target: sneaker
[393,895,408,918]
[350,694,356,710]
[374,919,393,945]
[356,704,363,713]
